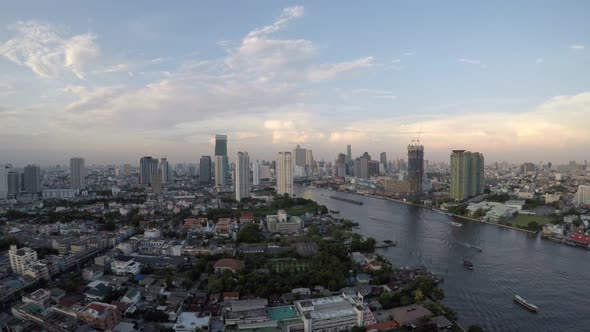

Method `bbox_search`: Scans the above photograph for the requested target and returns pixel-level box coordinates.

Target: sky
[0,1,589,166]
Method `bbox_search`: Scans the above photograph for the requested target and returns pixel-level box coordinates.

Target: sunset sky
[1,1,589,166]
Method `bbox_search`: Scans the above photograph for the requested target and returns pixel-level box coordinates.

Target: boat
[514,295,538,312]
[330,209,340,214]
[463,259,474,270]
[470,245,483,252]
[450,221,463,227]
[376,241,398,248]
[370,216,377,220]
[329,196,363,205]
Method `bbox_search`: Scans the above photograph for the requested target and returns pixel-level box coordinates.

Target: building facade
[199,156,212,184]
[407,143,424,193]
[9,245,38,275]
[24,164,41,193]
[140,156,159,185]
[277,152,293,196]
[450,150,485,201]
[70,157,86,190]
[235,152,250,201]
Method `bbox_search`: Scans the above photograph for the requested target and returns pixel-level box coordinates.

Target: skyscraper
[346,145,352,175]
[574,185,590,206]
[7,171,19,198]
[277,152,293,196]
[70,158,86,190]
[450,150,485,201]
[253,161,260,186]
[215,134,228,156]
[215,155,229,187]
[24,164,41,193]
[140,156,158,185]
[235,152,250,201]
[160,158,170,183]
[200,156,212,184]
[214,134,229,186]
[380,152,387,171]
[151,170,162,194]
[407,142,424,193]
[0,164,12,199]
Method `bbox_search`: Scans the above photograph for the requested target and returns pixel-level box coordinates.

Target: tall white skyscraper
[277,152,293,196]
[215,155,229,187]
[574,185,590,206]
[235,152,250,201]
[252,160,260,186]
[0,164,12,200]
[70,158,86,190]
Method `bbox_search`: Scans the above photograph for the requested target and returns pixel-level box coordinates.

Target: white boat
[449,221,463,227]
[514,295,538,312]
[370,216,377,220]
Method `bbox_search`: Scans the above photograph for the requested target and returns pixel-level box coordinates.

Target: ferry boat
[514,295,538,312]
[450,221,463,227]
[463,259,474,270]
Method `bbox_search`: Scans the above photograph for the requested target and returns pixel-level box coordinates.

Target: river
[294,186,590,332]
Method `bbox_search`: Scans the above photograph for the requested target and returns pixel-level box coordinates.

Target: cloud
[458,58,486,68]
[352,89,396,100]
[0,20,101,79]
[535,58,544,64]
[306,56,374,82]
[570,44,585,50]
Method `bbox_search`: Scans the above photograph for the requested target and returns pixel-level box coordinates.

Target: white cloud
[459,58,481,65]
[570,44,585,50]
[0,20,101,79]
[306,57,374,82]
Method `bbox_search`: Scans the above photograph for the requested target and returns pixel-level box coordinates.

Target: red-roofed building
[78,302,121,330]
[240,214,255,224]
[569,232,590,244]
[214,259,243,274]
[223,292,240,300]
[366,320,399,332]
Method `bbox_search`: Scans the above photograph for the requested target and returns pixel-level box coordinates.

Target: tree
[400,295,413,306]
[527,221,539,231]
[104,221,117,231]
[432,287,445,301]
[414,289,424,303]
[237,223,263,243]
[468,325,485,332]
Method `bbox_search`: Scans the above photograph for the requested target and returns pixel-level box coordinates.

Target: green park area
[270,258,310,273]
[510,214,556,228]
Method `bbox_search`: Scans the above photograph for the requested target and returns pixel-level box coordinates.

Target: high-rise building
[214,134,229,186]
[215,134,228,156]
[407,142,424,193]
[200,156,212,184]
[215,155,229,187]
[450,150,485,201]
[70,158,86,190]
[369,160,380,177]
[346,145,352,175]
[151,171,162,194]
[519,162,536,174]
[160,158,170,183]
[574,185,590,207]
[380,152,387,171]
[7,171,20,198]
[0,164,10,200]
[235,152,250,201]
[122,164,132,176]
[140,156,158,185]
[24,164,41,193]
[253,161,260,186]
[277,152,293,196]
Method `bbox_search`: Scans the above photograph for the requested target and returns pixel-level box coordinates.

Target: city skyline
[0,2,589,165]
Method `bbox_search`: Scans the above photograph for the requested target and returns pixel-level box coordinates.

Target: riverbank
[330,188,538,235]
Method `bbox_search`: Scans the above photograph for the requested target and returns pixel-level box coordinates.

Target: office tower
[70,158,86,190]
[215,134,228,156]
[160,158,170,183]
[122,164,132,176]
[151,170,162,194]
[200,156,212,184]
[188,164,196,177]
[24,164,41,193]
[369,160,380,177]
[7,171,19,198]
[450,150,485,200]
[277,152,293,196]
[215,155,229,187]
[574,185,590,206]
[214,134,229,186]
[380,152,387,171]
[336,153,346,177]
[253,161,260,186]
[0,164,12,199]
[353,158,361,178]
[140,156,158,185]
[293,145,307,177]
[346,145,352,175]
[407,142,424,193]
[9,245,38,275]
[235,152,250,201]
[306,150,314,174]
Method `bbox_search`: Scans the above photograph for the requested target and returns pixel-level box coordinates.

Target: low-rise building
[78,302,121,330]
[295,295,365,332]
[111,257,142,276]
[214,259,243,274]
